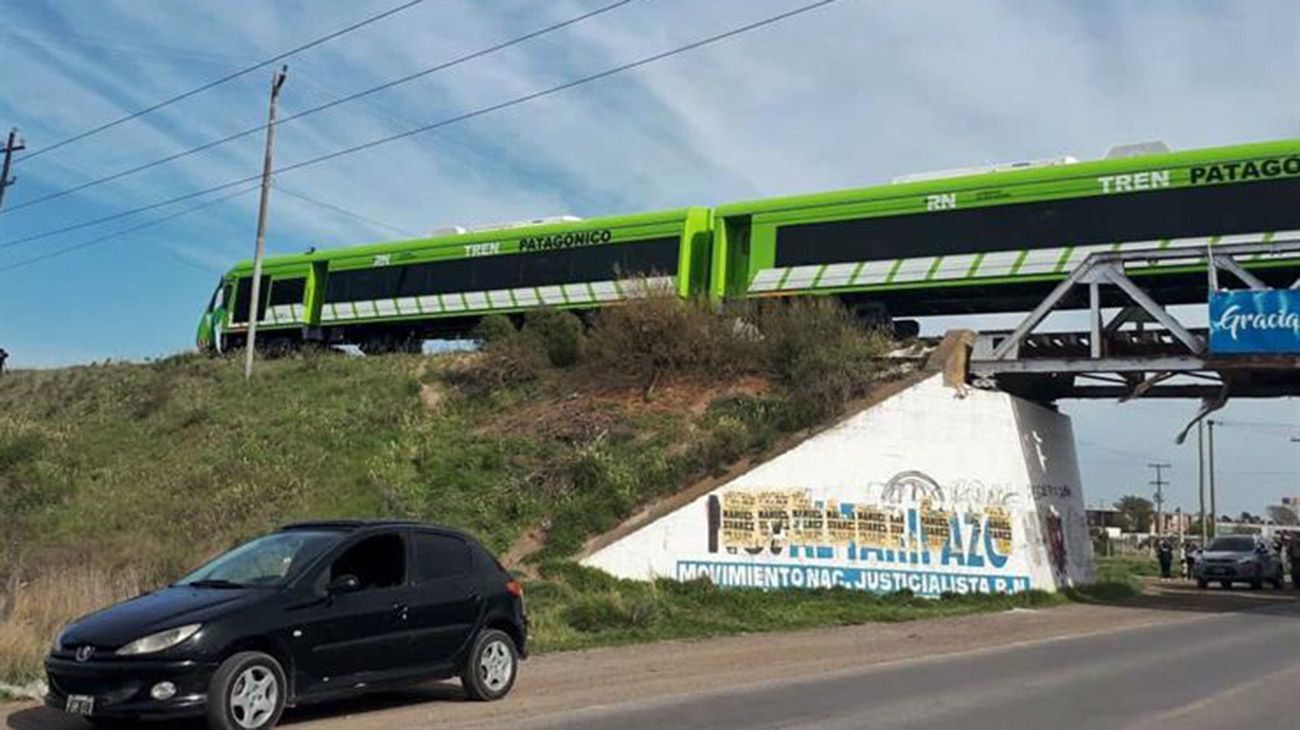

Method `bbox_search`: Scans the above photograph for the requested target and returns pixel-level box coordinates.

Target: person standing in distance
[1156,538,1174,580]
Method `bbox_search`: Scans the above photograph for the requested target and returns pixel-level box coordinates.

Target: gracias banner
[1209,290,1300,354]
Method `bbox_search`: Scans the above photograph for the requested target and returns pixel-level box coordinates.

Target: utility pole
[0,128,25,212]
[244,66,288,381]
[1207,419,1218,540]
[1198,421,1207,545]
[1149,462,1171,537]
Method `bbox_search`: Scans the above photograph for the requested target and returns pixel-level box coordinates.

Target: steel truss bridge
[951,239,1300,440]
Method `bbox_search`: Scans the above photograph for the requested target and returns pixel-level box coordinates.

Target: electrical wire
[0,0,850,267]
[4,0,637,214]
[18,0,432,160]
[0,185,261,273]
[274,184,416,238]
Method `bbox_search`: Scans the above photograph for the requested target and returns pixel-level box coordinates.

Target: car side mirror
[327,574,361,595]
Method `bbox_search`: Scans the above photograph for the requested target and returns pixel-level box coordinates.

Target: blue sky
[1,0,1298,514]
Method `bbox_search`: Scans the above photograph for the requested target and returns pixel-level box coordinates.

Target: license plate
[1207,567,1225,575]
[65,694,94,716]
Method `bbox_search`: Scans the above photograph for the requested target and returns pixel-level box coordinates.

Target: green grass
[525,564,1068,652]
[1058,556,1148,603]
[0,299,1140,685]
[1094,555,1162,582]
[0,299,906,683]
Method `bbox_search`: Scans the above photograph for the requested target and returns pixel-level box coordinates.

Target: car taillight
[506,580,523,598]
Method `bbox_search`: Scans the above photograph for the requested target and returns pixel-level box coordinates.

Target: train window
[232,275,270,324]
[568,238,678,281]
[774,175,1300,267]
[323,267,404,303]
[397,258,483,297]
[269,277,306,306]
[323,237,679,303]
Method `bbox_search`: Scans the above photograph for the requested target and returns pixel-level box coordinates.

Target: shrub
[585,291,754,395]
[450,315,546,393]
[523,309,584,367]
[755,299,892,424]
[473,314,518,345]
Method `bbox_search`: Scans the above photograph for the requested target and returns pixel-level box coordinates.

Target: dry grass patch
[0,566,149,682]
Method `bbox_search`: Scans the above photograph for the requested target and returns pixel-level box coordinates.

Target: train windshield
[205,279,226,312]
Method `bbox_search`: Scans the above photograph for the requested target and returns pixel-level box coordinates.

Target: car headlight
[1237,556,1255,564]
[115,624,202,656]
[52,629,68,653]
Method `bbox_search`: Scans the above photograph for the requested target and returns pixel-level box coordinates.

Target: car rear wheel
[207,651,287,730]
[461,628,518,702]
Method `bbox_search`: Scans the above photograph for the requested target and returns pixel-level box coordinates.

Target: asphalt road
[507,590,1300,730]
[6,583,1299,730]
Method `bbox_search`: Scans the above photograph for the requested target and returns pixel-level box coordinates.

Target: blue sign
[675,561,1031,596]
[1209,290,1300,354]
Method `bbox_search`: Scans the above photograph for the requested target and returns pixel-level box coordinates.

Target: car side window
[411,532,471,583]
[328,533,406,591]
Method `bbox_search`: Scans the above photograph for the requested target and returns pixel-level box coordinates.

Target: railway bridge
[936,238,1300,439]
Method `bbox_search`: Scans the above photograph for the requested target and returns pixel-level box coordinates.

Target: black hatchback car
[46,520,527,730]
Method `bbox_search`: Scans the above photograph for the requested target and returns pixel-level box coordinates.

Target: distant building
[1086,508,1126,532]
[1085,507,1192,537]
[1153,510,1193,536]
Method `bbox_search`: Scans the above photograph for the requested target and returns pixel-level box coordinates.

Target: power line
[18,0,432,161]
[1075,438,1156,462]
[5,0,637,214]
[1212,420,1295,430]
[0,185,261,273]
[274,184,416,238]
[0,0,850,266]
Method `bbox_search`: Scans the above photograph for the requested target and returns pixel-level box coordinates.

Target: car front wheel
[207,651,287,730]
[461,629,518,702]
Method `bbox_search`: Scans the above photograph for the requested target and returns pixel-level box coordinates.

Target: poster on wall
[679,471,1073,597]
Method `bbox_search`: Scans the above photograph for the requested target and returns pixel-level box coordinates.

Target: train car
[197,207,712,353]
[200,138,1300,353]
[712,138,1300,316]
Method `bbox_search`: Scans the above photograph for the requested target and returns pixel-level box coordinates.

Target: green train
[198,138,1300,353]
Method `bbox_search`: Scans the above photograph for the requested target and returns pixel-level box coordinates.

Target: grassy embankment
[0,297,1136,690]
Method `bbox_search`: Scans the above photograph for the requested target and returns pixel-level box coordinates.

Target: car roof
[278,519,477,541]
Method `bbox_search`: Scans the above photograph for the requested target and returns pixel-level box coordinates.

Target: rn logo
[926,193,956,211]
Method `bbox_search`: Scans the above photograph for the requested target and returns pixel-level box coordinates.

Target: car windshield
[1207,537,1256,552]
[177,530,343,588]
